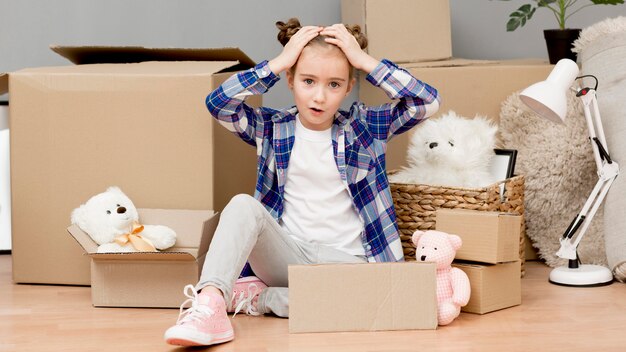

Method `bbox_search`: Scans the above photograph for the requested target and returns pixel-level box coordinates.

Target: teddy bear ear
[412,230,425,245]
[448,234,463,250]
[70,205,89,231]
[106,186,123,194]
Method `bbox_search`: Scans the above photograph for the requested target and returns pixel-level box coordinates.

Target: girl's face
[287,45,355,131]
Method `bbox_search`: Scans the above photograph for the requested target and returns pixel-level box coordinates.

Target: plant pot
[544,29,582,64]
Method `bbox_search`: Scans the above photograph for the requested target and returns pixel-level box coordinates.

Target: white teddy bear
[71,186,177,253]
[389,111,498,188]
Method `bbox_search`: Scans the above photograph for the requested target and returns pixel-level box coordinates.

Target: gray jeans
[196,194,366,317]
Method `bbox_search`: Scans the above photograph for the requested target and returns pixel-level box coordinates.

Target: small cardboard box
[67,208,219,308]
[359,59,553,171]
[341,0,452,63]
[289,262,437,333]
[452,261,521,314]
[4,46,260,285]
[436,208,522,264]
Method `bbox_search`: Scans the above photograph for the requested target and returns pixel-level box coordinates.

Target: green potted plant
[498,0,624,63]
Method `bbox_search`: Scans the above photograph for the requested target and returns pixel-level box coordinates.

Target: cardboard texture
[436,208,522,264]
[289,262,437,333]
[452,261,521,314]
[0,73,7,95]
[341,0,451,63]
[7,46,259,285]
[359,59,554,171]
[67,209,218,308]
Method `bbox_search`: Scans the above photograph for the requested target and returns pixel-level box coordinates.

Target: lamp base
[549,264,613,287]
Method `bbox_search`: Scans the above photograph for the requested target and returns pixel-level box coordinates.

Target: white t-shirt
[280,116,365,256]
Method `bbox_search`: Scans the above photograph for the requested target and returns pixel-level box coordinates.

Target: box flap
[137,209,215,254]
[67,224,100,253]
[50,45,256,68]
[196,212,221,270]
[0,73,7,95]
[67,209,215,257]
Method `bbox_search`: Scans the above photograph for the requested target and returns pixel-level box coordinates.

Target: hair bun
[345,24,368,49]
[276,18,302,46]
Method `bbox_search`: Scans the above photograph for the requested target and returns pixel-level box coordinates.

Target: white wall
[2,0,626,105]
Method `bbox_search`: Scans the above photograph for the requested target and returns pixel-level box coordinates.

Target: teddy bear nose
[117,206,126,214]
[420,255,427,261]
[429,142,438,149]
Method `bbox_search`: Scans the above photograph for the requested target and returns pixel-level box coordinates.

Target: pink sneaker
[227,276,268,316]
[164,285,234,346]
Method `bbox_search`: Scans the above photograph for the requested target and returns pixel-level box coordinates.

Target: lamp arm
[556,89,620,261]
[557,170,618,260]
[581,89,612,170]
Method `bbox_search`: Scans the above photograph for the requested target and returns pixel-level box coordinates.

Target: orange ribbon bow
[113,222,157,252]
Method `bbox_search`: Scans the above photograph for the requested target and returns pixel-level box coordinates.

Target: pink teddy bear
[412,229,471,325]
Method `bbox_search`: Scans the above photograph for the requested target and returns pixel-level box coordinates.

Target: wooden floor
[2,255,626,352]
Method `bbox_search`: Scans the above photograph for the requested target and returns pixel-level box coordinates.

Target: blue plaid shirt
[206,59,440,262]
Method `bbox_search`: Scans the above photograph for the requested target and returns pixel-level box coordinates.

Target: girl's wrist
[356,55,380,75]
[268,58,286,75]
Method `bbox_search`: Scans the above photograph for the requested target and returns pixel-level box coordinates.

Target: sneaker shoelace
[232,283,262,317]
[176,284,215,324]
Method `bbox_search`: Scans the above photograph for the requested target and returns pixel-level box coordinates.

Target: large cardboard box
[289,262,437,333]
[436,208,522,264]
[3,46,260,285]
[359,59,553,171]
[452,261,522,314]
[67,209,218,308]
[341,0,451,63]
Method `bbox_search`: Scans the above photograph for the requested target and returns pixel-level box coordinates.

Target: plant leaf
[590,0,624,5]
[506,4,536,31]
[537,0,557,7]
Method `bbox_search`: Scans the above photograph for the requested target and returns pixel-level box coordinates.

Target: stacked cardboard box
[2,46,260,286]
[437,209,522,314]
[343,0,550,261]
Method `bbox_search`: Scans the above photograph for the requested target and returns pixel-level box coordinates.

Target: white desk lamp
[520,58,617,287]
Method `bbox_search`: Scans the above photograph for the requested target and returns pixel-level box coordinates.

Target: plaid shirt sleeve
[363,59,440,140]
[205,60,280,146]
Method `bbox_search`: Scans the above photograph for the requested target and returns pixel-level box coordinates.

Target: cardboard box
[452,261,521,314]
[67,208,218,308]
[289,262,437,333]
[3,46,260,285]
[436,208,522,264]
[341,0,451,63]
[359,59,554,171]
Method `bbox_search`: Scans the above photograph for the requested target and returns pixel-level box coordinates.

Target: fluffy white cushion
[574,16,626,282]
[499,92,606,268]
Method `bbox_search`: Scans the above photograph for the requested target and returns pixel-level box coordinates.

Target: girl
[164,18,440,347]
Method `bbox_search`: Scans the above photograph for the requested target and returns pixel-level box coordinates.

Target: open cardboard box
[289,262,437,333]
[67,208,219,308]
[3,46,259,285]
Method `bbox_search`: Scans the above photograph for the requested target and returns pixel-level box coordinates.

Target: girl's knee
[226,194,257,211]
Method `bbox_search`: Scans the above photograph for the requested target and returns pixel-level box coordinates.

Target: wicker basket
[389,173,526,276]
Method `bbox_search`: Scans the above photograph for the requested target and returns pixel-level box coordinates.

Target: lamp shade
[520,59,579,124]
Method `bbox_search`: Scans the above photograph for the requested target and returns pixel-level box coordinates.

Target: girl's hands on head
[321,24,379,74]
[269,26,322,75]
